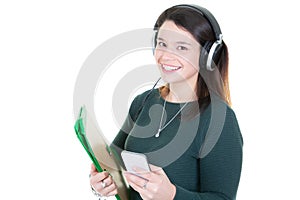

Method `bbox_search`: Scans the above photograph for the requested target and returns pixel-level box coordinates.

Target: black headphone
[153,4,224,71]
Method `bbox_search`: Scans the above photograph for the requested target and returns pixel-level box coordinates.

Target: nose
[154,48,176,61]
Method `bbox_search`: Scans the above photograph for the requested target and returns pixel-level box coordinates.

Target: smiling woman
[154,21,200,102]
[89,4,243,200]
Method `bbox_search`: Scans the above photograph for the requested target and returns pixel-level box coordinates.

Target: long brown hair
[154,5,231,111]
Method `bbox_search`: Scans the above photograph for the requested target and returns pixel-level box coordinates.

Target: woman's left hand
[124,164,176,200]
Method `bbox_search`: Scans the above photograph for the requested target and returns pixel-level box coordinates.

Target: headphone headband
[172,4,222,41]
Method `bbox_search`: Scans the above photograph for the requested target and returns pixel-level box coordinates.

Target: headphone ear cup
[199,41,223,71]
[199,41,212,69]
[152,31,158,55]
[211,42,223,66]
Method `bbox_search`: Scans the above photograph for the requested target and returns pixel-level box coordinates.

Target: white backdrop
[1,0,299,199]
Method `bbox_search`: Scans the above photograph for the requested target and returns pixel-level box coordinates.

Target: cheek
[183,61,199,74]
[190,51,200,68]
[153,49,161,63]
[180,53,200,70]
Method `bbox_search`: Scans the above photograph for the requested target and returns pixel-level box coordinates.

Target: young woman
[90,4,243,200]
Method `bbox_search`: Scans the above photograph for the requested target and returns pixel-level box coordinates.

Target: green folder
[74,105,128,200]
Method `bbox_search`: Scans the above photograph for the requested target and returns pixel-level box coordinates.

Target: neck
[166,81,198,103]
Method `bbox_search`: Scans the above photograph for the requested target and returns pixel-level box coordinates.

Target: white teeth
[162,64,181,71]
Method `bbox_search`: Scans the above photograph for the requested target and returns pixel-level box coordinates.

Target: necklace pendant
[155,129,161,137]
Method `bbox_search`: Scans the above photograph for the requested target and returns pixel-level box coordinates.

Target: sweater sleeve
[174,107,243,200]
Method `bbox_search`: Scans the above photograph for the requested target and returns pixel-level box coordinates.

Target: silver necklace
[155,99,188,138]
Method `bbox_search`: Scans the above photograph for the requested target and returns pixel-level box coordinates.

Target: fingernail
[123,172,129,176]
[132,167,138,171]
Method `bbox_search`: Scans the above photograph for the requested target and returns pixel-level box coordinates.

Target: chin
[161,75,184,84]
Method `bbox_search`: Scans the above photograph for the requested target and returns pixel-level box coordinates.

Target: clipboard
[74,105,129,200]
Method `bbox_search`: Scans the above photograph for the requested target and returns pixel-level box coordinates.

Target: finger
[126,178,144,193]
[149,164,165,175]
[101,182,118,196]
[90,171,110,185]
[102,175,113,187]
[106,189,118,197]
[126,179,152,200]
[90,163,105,175]
[124,173,149,189]
[149,164,161,172]
[96,171,110,181]
[133,167,150,177]
[90,163,97,175]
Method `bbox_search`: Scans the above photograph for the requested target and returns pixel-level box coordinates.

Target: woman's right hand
[89,164,118,197]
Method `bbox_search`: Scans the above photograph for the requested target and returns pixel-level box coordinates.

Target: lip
[161,64,182,73]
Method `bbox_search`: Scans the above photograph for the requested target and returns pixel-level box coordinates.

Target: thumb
[149,164,164,175]
[90,163,97,175]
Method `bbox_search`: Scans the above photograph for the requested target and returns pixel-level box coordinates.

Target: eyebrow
[157,37,192,46]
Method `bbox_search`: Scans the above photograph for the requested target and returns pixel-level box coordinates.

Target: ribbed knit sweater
[113,89,243,200]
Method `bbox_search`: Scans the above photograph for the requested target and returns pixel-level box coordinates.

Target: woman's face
[154,20,200,86]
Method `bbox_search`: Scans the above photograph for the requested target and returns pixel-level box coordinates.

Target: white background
[1,0,299,199]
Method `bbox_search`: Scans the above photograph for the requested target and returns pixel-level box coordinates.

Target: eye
[177,46,188,51]
[157,41,166,47]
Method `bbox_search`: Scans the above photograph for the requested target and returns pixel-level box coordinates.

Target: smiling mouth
[161,64,182,71]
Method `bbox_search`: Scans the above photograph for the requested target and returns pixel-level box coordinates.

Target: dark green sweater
[113,89,243,200]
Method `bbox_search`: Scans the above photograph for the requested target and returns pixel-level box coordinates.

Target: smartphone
[121,150,151,175]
